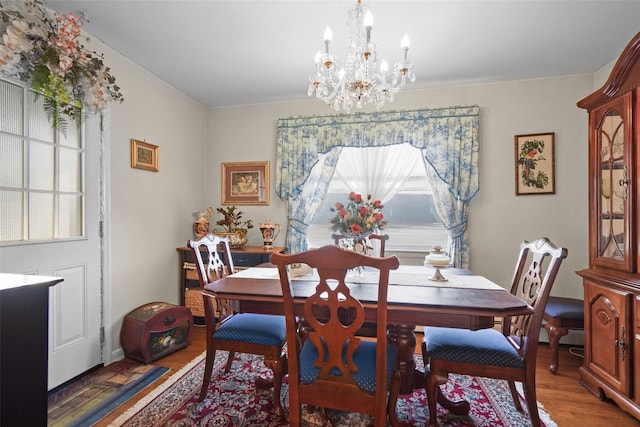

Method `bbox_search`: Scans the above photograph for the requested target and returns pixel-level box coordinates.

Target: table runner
[231,265,505,290]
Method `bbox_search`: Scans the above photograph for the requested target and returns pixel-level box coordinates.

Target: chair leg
[522,379,541,427]
[387,369,402,427]
[223,351,235,373]
[264,353,287,416]
[318,407,332,426]
[288,383,301,427]
[198,347,218,402]
[507,380,524,411]
[425,369,449,427]
[544,323,568,374]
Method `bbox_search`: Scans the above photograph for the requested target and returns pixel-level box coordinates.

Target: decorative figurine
[259,219,281,251]
[193,207,214,239]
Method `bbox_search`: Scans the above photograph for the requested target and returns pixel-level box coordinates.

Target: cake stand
[426,261,451,282]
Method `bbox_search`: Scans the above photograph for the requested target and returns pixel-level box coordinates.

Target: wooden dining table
[203,264,532,400]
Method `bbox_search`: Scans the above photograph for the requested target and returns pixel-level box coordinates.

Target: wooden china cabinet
[576,31,640,421]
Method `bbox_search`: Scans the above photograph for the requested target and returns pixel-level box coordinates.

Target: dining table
[203,264,532,402]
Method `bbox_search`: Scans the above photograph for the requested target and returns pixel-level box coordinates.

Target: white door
[0,81,103,389]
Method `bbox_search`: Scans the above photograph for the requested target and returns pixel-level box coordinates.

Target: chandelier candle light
[308,0,415,112]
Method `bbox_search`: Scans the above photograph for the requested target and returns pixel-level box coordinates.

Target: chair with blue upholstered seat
[271,245,402,427]
[188,234,287,414]
[543,296,584,374]
[422,237,568,427]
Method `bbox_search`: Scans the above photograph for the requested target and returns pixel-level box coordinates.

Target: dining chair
[271,245,402,427]
[333,232,389,338]
[188,234,287,415]
[421,237,568,427]
[332,232,389,256]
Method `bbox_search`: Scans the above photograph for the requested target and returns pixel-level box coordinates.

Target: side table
[176,245,284,320]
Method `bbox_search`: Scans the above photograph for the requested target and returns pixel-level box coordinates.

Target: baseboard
[110,347,125,364]
[539,327,585,346]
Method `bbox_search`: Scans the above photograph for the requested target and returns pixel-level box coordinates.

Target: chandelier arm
[308,0,414,112]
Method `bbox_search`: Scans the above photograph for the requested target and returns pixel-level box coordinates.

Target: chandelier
[307,0,415,112]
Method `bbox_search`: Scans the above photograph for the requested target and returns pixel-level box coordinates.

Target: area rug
[48,359,169,427]
[113,351,556,426]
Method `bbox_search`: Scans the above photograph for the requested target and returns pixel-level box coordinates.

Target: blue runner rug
[48,360,169,427]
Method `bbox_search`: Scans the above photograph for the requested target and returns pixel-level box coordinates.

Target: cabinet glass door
[594,94,632,270]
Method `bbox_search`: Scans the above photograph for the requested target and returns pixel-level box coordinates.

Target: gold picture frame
[222,161,269,205]
[131,139,159,172]
[514,132,555,195]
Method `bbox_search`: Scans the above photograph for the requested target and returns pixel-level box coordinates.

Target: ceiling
[48,1,640,110]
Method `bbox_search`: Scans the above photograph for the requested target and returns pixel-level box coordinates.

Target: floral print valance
[276,106,480,202]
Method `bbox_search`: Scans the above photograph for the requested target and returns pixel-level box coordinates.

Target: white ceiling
[48,0,640,109]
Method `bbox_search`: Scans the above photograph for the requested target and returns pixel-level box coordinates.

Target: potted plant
[214,206,254,248]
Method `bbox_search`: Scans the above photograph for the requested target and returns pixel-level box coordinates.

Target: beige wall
[91,40,208,357]
[206,74,593,302]
[91,31,607,356]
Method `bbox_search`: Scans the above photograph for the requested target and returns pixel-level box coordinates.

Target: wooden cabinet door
[589,92,635,272]
[635,295,640,406]
[584,280,632,394]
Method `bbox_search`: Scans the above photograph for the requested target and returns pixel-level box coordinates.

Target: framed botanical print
[515,132,555,195]
[222,161,269,205]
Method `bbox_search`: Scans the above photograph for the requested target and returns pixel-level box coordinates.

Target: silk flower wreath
[0,0,123,129]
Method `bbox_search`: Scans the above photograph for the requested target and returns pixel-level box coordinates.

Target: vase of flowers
[329,192,387,237]
[214,206,253,248]
[329,192,387,274]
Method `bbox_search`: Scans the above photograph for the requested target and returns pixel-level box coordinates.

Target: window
[0,79,84,243]
[307,144,448,252]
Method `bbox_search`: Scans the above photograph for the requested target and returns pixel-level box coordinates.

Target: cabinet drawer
[231,252,267,267]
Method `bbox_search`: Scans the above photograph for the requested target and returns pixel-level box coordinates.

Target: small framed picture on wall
[222,161,270,205]
[514,132,555,195]
[130,139,159,172]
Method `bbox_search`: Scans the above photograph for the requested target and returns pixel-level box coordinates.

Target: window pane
[59,147,81,192]
[309,146,447,252]
[59,114,81,148]
[0,80,23,134]
[1,78,86,243]
[0,190,23,241]
[0,134,23,187]
[59,194,82,237]
[28,93,55,142]
[29,141,54,190]
[29,192,54,240]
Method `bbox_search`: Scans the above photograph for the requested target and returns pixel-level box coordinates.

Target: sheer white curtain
[330,144,422,254]
[332,144,421,204]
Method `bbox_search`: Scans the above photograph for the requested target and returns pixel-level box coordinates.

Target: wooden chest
[120,302,193,363]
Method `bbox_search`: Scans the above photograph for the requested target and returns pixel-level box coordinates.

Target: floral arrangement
[215,206,254,234]
[329,192,387,236]
[0,0,123,129]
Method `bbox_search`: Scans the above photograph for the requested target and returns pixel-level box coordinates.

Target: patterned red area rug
[114,351,557,426]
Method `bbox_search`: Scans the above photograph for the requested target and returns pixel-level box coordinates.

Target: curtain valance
[276,105,479,267]
[276,106,480,202]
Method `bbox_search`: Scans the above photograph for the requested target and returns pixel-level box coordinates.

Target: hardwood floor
[97,326,640,426]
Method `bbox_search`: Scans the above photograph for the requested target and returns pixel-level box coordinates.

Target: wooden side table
[176,245,284,319]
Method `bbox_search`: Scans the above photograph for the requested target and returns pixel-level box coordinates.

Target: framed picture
[514,132,555,195]
[222,161,270,205]
[130,139,159,172]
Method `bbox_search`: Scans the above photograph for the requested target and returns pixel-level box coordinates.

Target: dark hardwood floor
[96,326,640,426]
